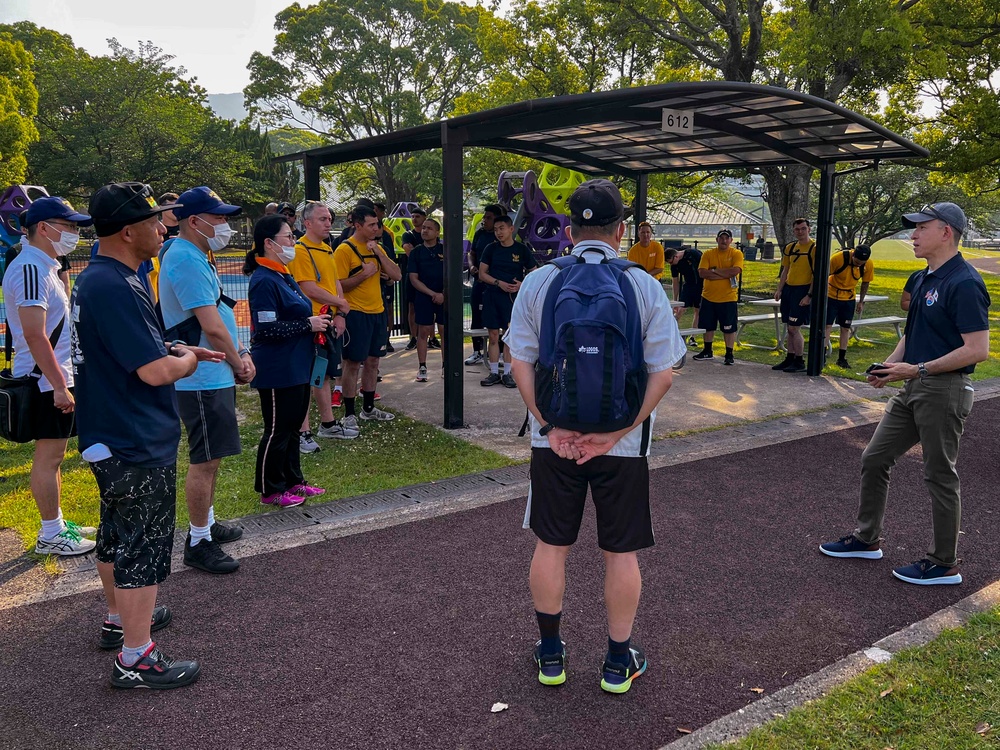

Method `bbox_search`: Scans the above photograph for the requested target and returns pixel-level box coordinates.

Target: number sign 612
[661,108,695,135]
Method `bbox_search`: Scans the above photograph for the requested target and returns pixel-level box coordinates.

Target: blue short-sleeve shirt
[71,257,180,468]
[157,237,239,391]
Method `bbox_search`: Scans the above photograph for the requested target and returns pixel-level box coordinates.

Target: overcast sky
[1,0,300,93]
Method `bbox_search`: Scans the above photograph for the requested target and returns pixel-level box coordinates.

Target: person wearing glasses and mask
[245,215,332,508]
[3,197,96,556]
[821,203,990,586]
[157,187,251,575]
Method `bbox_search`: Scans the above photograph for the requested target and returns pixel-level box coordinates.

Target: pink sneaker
[290,484,326,498]
[260,491,305,508]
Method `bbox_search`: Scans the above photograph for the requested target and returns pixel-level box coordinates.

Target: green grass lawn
[710,609,1000,749]
[0,388,514,555]
[678,252,1000,382]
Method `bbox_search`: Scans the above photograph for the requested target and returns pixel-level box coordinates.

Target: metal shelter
[275,81,929,428]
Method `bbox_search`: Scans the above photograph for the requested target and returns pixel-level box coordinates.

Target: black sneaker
[600,646,647,694]
[836,356,850,369]
[99,605,172,650]
[686,336,698,347]
[819,534,883,559]
[110,643,201,690]
[501,373,517,388]
[385,341,395,353]
[533,640,567,686]
[183,536,240,574]
[784,357,807,373]
[724,353,735,366]
[481,372,503,386]
[405,338,417,351]
[692,350,714,360]
[428,337,442,349]
[771,354,794,371]
[210,522,243,544]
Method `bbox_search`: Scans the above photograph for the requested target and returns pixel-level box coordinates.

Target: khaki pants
[855,373,974,567]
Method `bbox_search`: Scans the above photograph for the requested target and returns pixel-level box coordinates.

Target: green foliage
[0,32,39,186]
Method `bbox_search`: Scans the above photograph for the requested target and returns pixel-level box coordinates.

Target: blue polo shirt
[247,266,315,389]
[409,242,445,294]
[903,252,990,373]
[157,237,239,391]
[71,256,180,468]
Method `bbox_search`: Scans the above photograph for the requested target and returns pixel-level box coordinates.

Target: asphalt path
[2,398,999,750]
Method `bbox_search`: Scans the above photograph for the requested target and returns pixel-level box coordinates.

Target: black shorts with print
[92,456,177,589]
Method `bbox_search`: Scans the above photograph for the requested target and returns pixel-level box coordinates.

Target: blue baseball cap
[23,196,93,228]
[173,187,242,219]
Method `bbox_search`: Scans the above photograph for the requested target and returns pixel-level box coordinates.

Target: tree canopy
[0,32,39,186]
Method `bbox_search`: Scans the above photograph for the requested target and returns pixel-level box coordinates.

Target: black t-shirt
[481,241,537,284]
[409,242,445,294]
[402,229,421,250]
[670,248,703,289]
[902,253,990,373]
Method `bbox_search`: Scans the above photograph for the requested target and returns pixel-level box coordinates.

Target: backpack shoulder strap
[298,240,323,282]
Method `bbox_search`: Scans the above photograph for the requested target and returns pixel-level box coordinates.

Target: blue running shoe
[893,559,962,586]
[600,646,647,694]
[820,534,883,559]
[533,640,566,686]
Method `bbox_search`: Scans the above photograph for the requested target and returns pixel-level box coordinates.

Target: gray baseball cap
[902,202,967,235]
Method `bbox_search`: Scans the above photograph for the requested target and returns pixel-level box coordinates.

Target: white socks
[40,515,65,540]
[189,522,212,546]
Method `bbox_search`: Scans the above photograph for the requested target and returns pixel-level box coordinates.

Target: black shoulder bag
[0,317,66,443]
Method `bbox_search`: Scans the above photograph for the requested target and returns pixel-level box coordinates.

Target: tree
[0,32,39,186]
[244,0,490,205]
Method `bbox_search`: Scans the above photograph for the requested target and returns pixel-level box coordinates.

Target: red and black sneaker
[99,604,172,650]
[110,643,201,690]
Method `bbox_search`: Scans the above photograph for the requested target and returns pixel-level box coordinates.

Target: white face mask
[195,217,233,252]
[272,240,297,264]
[44,223,79,256]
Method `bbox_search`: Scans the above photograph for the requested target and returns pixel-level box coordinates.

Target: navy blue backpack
[532,249,648,439]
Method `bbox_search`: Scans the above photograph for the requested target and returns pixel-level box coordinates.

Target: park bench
[735,313,780,346]
[851,315,905,340]
[463,328,489,338]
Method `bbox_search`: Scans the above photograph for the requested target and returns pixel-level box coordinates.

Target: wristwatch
[335,311,347,319]
[917,362,929,378]
[539,423,555,436]
[494,279,500,287]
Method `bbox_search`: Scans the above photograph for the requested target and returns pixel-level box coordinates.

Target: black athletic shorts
[699,300,738,333]
[177,387,242,464]
[32,387,77,440]
[528,447,653,553]
[343,310,388,362]
[679,284,702,309]
[413,292,446,326]
[780,284,811,326]
[826,298,856,328]
[482,286,515,330]
[92,456,176,589]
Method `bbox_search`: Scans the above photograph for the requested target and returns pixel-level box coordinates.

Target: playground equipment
[494,164,582,260]
[0,186,49,251]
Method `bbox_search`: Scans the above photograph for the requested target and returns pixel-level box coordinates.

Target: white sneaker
[359,406,395,421]
[316,421,359,440]
[35,527,97,556]
[64,519,97,537]
[342,414,360,432]
[416,365,428,382]
[299,432,321,454]
[464,352,483,366]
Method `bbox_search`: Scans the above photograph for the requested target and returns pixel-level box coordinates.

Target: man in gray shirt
[506,180,685,695]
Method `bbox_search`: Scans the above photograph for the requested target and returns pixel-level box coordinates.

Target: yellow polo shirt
[699,246,743,303]
[627,241,664,275]
[334,237,396,314]
[781,240,815,286]
[828,250,874,301]
[287,235,338,315]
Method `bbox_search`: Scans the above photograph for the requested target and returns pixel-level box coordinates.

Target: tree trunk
[760,164,813,247]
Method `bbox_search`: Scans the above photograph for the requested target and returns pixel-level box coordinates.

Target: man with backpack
[825,244,874,370]
[506,180,685,694]
[772,218,815,373]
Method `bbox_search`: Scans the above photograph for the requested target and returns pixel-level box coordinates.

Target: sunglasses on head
[108,184,155,218]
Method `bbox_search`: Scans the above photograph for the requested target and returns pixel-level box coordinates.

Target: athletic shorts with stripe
[177,387,242,465]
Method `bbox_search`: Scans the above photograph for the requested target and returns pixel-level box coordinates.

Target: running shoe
[64,520,97,537]
[724,353,735,366]
[260,491,306,508]
[501,373,517,388]
[600,646,647,694]
[416,365,428,382]
[428,337,442,349]
[332,390,344,408]
[317,421,359,440]
[290,483,326,497]
[481,372,502,387]
[820,534,883,559]
[342,414,360,432]
[299,432,321,454]
[692,350,714,361]
[99,605,172,650]
[405,338,418,351]
[35,526,96,556]
[183,536,240,574]
[359,406,395,421]
[533,640,567,686]
[893,558,962,585]
[110,643,201,690]
[211,522,243,544]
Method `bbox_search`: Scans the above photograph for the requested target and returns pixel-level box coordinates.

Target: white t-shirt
[2,243,73,391]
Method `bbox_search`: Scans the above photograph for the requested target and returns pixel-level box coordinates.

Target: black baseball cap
[89,182,181,237]
[568,179,624,226]
[717,228,733,239]
[902,202,967,235]
[853,244,872,261]
[276,201,296,216]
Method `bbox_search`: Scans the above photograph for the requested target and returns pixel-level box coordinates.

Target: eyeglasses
[43,219,78,230]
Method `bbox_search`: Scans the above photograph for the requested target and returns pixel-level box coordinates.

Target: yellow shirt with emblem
[699,246,744,303]
[781,240,815,286]
[333,237,396,314]
[827,250,874,301]
[287,235,338,315]
[627,241,664,275]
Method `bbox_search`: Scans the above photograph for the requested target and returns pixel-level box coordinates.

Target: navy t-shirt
[70,256,180,467]
[248,266,315,389]
[402,229,421,250]
[480,241,537,284]
[409,242,445,294]
[670,248,703,289]
[903,253,990,373]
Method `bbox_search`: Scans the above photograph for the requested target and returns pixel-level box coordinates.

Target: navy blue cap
[173,187,242,219]
[24,197,93,227]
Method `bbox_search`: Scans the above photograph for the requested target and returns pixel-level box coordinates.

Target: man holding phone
[820,203,990,586]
